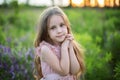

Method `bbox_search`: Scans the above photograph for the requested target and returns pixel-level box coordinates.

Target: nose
[57,26,62,33]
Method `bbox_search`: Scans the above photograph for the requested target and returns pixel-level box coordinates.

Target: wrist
[61,46,68,50]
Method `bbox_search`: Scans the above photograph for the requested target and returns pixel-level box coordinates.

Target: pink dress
[36,41,76,80]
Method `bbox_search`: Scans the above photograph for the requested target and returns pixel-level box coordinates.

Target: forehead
[48,15,64,26]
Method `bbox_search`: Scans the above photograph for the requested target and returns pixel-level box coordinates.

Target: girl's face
[48,15,68,45]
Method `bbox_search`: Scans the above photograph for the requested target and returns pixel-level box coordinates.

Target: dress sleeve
[35,41,51,57]
[35,41,56,57]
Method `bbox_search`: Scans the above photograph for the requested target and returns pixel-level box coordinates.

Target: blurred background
[0,0,120,80]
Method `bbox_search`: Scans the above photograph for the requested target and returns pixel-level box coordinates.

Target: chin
[59,39,65,42]
[56,37,65,43]
[58,40,63,43]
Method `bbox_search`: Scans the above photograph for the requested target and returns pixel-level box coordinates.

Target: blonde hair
[33,6,85,80]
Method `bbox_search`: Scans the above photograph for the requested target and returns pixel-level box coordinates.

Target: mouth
[56,34,65,38]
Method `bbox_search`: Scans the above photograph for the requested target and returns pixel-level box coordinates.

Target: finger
[66,34,71,37]
[67,36,74,40]
[66,37,74,41]
[66,34,74,39]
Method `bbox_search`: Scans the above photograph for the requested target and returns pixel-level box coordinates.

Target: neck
[53,42,61,47]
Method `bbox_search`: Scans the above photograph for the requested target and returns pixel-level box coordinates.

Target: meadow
[0,6,120,80]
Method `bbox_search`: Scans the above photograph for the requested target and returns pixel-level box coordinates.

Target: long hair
[33,6,85,80]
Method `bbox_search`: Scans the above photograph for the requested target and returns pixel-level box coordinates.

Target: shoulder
[40,41,56,53]
[35,41,51,56]
[40,44,58,62]
[41,45,51,54]
[40,44,55,57]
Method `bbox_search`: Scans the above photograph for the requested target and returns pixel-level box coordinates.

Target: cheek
[49,31,55,37]
[64,27,68,34]
[48,31,52,37]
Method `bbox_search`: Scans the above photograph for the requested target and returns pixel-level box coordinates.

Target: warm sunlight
[72,0,83,4]
[115,0,120,6]
[71,0,120,7]
[90,0,96,7]
[72,0,84,7]
[0,0,119,7]
[97,0,105,7]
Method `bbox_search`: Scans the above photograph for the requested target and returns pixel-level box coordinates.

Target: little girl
[34,6,85,80]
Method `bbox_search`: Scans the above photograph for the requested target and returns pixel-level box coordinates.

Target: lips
[56,34,65,38]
